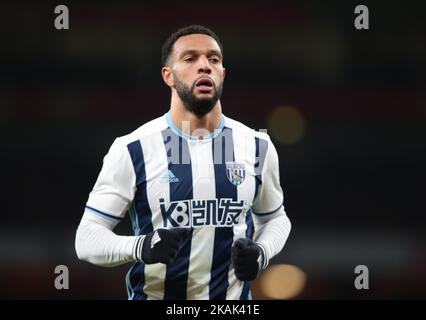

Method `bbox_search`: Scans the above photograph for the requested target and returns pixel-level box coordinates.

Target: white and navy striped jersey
[85,111,285,300]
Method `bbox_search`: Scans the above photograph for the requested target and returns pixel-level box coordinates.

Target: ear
[223,67,226,80]
[161,66,174,87]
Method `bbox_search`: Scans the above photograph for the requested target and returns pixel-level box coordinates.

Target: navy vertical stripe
[240,278,251,300]
[245,211,254,240]
[253,137,268,203]
[128,140,154,235]
[241,137,267,300]
[162,128,193,300]
[240,213,255,300]
[126,140,153,300]
[209,127,236,300]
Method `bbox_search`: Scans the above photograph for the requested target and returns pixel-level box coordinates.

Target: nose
[197,56,211,74]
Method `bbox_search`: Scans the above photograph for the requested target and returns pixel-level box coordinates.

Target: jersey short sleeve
[86,138,136,220]
[251,137,284,215]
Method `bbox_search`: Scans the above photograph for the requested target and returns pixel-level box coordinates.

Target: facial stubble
[174,75,223,117]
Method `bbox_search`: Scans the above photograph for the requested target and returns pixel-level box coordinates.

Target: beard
[174,75,223,117]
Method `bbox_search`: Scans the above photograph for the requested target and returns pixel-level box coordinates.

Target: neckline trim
[165,111,225,141]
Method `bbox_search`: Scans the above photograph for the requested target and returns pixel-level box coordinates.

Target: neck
[170,91,222,139]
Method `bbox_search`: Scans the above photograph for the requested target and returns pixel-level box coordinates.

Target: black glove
[231,238,264,281]
[136,228,191,264]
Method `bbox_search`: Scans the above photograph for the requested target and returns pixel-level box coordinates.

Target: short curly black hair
[161,25,223,66]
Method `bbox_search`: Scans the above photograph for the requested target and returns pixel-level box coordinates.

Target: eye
[209,57,220,63]
[184,57,195,62]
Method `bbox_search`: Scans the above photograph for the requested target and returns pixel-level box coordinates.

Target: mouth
[195,77,214,93]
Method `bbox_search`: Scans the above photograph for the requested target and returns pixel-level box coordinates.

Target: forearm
[252,207,291,269]
[75,212,142,267]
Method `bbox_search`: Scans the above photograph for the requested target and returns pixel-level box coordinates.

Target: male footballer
[75,25,291,300]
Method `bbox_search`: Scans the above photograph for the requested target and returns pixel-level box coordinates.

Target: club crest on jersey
[226,162,245,186]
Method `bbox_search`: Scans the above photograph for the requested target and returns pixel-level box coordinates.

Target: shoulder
[223,114,271,143]
[111,113,168,150]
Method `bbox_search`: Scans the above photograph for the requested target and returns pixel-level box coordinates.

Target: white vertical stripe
[226,130,257,299]
[140,132,169,300]
[186,140,216,299]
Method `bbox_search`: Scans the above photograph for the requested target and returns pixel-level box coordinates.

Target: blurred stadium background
[0,1,425,299]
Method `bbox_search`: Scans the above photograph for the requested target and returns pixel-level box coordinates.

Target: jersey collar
[165,111,225,141]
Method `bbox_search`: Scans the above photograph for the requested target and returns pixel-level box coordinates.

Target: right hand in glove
[135,228,191,264]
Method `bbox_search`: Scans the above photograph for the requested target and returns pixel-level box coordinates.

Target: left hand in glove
[231,238,264,281]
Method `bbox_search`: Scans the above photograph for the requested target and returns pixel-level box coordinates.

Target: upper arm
[85,138,136,221]
[251,137,284,215]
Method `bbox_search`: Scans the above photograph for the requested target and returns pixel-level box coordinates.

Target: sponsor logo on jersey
[159,170,179,183]
[159,198,247,228]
